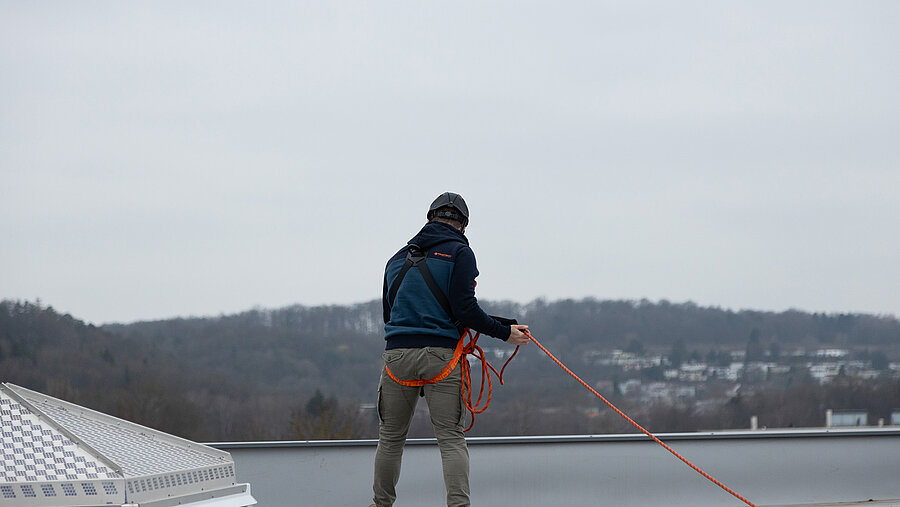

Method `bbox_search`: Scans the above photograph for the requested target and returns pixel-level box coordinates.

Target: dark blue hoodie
[382,221,511,350]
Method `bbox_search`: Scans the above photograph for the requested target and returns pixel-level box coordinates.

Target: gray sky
[2,1,898,324]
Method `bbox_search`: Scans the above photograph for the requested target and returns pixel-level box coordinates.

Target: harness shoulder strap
[384,244,464,334]
[384,254,415,322]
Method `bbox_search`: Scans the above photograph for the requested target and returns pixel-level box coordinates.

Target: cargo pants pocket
[376,384,384,425]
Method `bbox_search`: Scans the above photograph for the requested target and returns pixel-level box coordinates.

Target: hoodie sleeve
[448,245,511,340]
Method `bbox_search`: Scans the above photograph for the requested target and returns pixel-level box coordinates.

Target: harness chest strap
[384,334,466,387]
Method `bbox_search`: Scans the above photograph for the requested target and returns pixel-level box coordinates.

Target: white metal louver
[0,383,255,507]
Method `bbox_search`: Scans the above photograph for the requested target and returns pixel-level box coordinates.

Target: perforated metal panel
[0,387,123,506]
[0,383,255,507]
[27,396,228,476]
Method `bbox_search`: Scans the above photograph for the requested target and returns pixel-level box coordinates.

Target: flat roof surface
[213,429,900,507]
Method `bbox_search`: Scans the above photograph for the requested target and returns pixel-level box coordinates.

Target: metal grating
[124,465,236,495]
[20,394,227,476]
[0,396,119,483]
[1,383,255,506]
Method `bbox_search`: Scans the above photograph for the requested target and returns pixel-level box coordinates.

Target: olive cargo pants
[373,347,469,507]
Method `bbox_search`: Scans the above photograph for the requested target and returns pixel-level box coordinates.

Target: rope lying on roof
[522,329,758,507]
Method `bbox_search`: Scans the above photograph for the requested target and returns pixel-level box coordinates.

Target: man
[371,192,530,507]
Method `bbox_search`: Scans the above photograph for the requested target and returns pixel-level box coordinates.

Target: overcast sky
[2,1,898,324]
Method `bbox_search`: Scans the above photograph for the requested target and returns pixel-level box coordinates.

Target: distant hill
[518,298,899,347]
[0,300,206,438]
[3,298,899,441]
[104,297,900,398]
[105,301,386,400]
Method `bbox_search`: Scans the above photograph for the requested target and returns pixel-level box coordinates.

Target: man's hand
[507,324,530,345]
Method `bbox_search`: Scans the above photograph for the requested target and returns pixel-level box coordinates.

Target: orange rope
[459,330,518,431]
[384,327,755,506]
[523,329,757,507]
[383,329,517,432]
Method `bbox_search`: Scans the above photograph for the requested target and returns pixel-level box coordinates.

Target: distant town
[481,343,900,429]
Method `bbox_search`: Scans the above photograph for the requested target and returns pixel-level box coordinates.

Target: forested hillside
[2,298,899,442]
[0,300,206,437]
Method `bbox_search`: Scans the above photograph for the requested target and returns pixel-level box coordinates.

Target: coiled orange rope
[384,329,518,432]
[459,330,519,431]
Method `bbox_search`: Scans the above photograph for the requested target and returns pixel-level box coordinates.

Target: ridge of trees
[2,298,898,441]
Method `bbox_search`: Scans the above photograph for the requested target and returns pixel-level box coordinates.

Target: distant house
[809,363,843,383]
[767,365,791,376]
[828,409,868,427]
[679,362,707,382]
[594,380,614,393]
[816,348,849,359]
[618,378,642,396]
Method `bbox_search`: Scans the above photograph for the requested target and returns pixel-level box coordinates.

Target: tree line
[1,298,898,441]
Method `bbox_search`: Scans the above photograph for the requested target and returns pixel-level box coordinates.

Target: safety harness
[382,244,467,388]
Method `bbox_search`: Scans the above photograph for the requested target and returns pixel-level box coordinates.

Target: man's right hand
[507,324,530,345]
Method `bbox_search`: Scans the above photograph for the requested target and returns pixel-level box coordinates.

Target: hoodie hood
[407,221,468,250]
